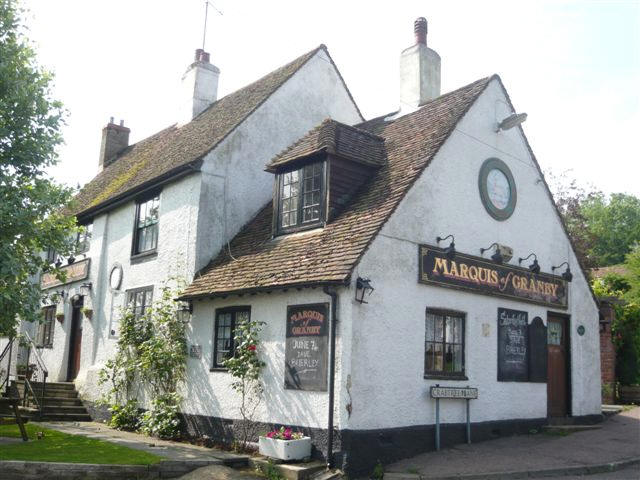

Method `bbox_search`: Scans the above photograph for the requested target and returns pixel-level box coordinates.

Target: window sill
[424,374,468,381]
[130,249,157,264]
[209,367,228,373]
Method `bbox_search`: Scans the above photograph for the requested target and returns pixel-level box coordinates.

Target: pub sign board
[41,258,90,290]
[497,308,529,382]
[284,303,329,392]
[419,245,568,309]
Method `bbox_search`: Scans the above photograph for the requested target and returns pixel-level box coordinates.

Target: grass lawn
[0,423,163,465]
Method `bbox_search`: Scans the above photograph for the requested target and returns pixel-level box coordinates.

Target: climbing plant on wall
[99,280,187,438]
[223,316,266,450]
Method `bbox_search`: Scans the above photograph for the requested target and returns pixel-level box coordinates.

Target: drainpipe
[323,286,338,469]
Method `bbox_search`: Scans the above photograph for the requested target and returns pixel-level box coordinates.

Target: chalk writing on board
[497,308,529,381]
[284,304,329,391]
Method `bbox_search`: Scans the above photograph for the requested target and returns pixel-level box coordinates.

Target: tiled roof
[265,119,386,171]
[70,45,329,218]
[181,76,494,299]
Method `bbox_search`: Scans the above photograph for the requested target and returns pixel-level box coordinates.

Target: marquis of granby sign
[419,245,568,308]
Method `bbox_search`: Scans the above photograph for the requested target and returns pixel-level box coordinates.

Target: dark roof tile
[181,76,494,298]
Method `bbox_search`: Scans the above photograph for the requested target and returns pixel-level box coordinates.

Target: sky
[22,0,640,196]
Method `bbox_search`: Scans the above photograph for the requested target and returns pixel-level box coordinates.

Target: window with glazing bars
[76,223,93,254]
[213,308,250,368]
[126,287,153,321]
[278,162,324,231]
[133,195,159,255]
[37,306,56,348]
[425,309,465,377]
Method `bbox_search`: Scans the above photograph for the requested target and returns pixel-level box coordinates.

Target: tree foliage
[548,171,640,268]
[0,0,76,335]
[593,246,640,386]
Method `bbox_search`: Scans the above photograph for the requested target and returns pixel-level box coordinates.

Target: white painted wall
[182,286,352,430]
[348,78,600,430]
[40,48,361,407]
[194,48,363,273]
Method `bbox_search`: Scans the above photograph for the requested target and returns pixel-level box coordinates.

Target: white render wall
[194,49,363,273]
[348,78,600,430]
[183,286,352,430]
[38,172,202,392]
[38,49,361,407]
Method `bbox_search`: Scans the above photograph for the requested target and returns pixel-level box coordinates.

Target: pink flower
[247,345,256,352]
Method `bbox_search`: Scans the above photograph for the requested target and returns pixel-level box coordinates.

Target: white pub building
[14,18,600,476]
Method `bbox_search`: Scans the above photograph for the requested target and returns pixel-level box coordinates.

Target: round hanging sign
[478,158,517,221]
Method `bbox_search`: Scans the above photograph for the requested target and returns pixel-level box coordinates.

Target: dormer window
[277,162,325,233]
[267,119,385,237]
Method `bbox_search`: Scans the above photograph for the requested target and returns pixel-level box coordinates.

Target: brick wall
[599,300,616,404]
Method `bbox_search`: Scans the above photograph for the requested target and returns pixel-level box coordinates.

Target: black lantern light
[518,253,540,274]
[80,282,92,296]
[55,257,63,268]
[480,242,504,264]
[436,234,456,260]
[552,261,573,282]
[355,277,374,304]
[177,301,193,324]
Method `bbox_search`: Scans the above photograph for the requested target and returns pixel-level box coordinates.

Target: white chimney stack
[178,49,220,126]
[399,18,441,111]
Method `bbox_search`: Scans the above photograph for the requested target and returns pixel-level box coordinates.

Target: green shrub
[108,400,139,431]
[139,393,181,439]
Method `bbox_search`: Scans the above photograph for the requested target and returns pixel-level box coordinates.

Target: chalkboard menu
[284,303,329,391]
[497,308,529,382]
[528,317,548,383]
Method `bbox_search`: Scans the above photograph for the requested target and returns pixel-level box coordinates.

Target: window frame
[275,160,327,235]
[211,306,251,370]
[76,222,93,255]
[131,192,161,258]
[45,247,57,264]
[424,308,467,380]
[37,306,56,348]
[125,285,154,322]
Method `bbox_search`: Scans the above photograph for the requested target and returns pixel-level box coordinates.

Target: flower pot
[259,436,311,461]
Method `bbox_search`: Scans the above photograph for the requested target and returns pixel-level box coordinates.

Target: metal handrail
[0,337,15,393]
[20,332,48,419]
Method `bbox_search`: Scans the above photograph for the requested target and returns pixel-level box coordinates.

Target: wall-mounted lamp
[552,262,573,282]
[355,277,375,304]
[54,290,66,303]
[436,235,456,260]
[67,255,76,265]
[55,257,63,268]
[177,301,193,324]
[80,282,92,296]
[496,112,528,132]
[480,242,503,264]
[518,253,540,274]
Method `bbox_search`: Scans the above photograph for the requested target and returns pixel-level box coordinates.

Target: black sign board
[419,245,568,309]
[284,303,329,391]
[497,308,529,382]
[528,317,548,383]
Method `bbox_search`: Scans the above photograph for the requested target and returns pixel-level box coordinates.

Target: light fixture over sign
[436,234,456,260]
[551,262,573,282]
[518,253,540,274]
[355,277,374,304]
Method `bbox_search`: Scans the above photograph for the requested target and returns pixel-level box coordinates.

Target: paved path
[385,407,640,479]
[39,421,247,465]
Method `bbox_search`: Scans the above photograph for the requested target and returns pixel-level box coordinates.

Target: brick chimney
[99,117,130,171]
[400,18,441,110]
[178,49,220,126]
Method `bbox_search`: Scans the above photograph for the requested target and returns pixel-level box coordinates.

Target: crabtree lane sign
[419,245,568,309]
[430,386,478,399]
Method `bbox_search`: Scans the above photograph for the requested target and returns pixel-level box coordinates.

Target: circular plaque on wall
[109,263,123,291]
[478,157,517,221]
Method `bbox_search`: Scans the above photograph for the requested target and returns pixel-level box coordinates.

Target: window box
[258,436,311,461]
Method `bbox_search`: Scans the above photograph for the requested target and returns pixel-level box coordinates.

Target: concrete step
[15,380,76,390]
[21,411,92,422]
[27,389,78,399]
[41,405,89,415]
[250,457,325,480]
[39,396,85,407]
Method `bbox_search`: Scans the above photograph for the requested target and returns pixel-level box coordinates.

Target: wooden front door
[547,315,569,417]
[67,298,83,381]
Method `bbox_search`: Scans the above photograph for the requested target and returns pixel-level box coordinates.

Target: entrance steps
[6,380,92,422]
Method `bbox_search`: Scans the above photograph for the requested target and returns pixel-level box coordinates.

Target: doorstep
[249,456,326,480]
